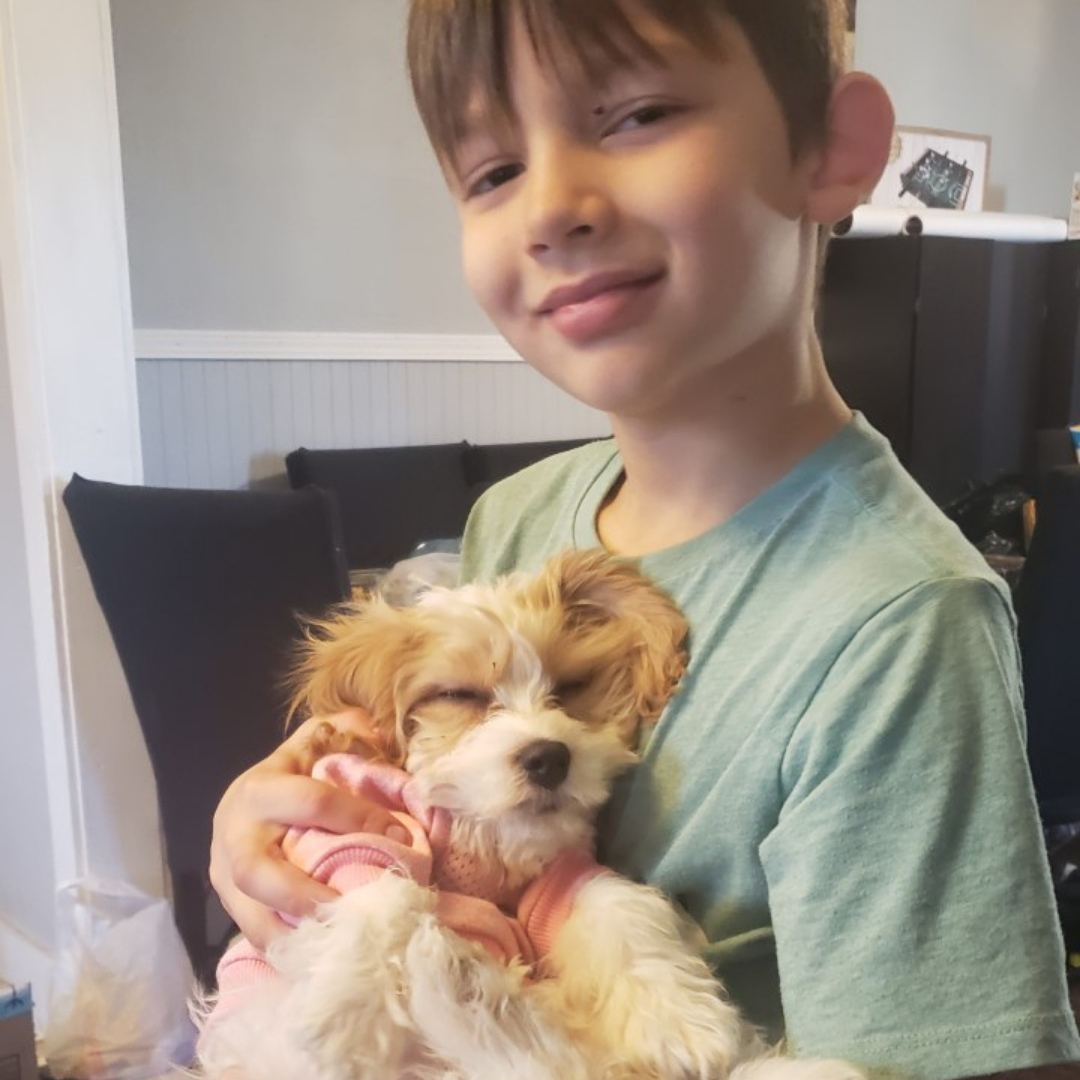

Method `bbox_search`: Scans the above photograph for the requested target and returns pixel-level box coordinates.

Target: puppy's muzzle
[516,739,571,791]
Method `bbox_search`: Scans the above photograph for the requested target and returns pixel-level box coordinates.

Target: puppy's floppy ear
[539,548,689,730]
[287,595,426,764]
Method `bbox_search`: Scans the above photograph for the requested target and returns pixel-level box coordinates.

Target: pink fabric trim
[517,848,607,957]
[210,939,278,1022]
[434,892,536,966]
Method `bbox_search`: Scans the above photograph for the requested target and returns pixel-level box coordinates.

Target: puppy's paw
[405,922,589,1080]
[730,1057,868,1080]
[271,874,433,1080]
[541,875,752,1080]
[596,978,747,1080]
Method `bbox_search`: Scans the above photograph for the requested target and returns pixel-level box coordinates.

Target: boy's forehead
[453,7,730,135]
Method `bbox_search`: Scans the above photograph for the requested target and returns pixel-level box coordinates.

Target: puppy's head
[291,550,687,865]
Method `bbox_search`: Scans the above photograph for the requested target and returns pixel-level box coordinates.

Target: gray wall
[112,0,487,334]
[114,1,1080,337]
[856,0,1080,218]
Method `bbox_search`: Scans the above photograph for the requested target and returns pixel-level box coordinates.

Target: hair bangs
[407,0,722,169]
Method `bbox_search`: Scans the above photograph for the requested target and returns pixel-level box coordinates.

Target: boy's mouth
[535,269,665,343]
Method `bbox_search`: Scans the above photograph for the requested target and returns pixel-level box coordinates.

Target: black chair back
[63,475,350,982]
[285,444,473,569]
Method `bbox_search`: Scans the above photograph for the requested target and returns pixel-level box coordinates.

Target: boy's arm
[761,576,1079,1079]
[973,1065,1080,1079]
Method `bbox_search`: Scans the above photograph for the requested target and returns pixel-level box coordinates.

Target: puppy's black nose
[516,739,571,791]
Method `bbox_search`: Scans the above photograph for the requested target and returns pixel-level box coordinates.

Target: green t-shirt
[460,414,1080,1080]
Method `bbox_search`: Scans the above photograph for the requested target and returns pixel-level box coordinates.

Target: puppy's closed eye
[551,677,592,709]
[432,687,491,705]
[554,677,590,697]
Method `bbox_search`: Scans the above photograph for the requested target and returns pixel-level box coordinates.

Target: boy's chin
[521,341,727,421]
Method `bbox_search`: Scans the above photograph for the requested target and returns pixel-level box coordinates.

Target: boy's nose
[525,150,614,256]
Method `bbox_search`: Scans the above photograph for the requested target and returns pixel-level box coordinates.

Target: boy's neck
[596,334,851,558]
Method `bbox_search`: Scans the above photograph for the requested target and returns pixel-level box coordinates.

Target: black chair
[63,475,350,983]
[285,444,474,570]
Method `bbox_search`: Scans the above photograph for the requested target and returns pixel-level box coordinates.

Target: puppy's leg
[195,977,315,1080]
[729,1056,868,1080]
[404,917,591,1080]
[535,874,753,1080]
[268,872,434,1080]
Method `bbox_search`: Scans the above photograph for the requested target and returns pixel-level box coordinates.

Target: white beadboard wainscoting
[134,332,611,490]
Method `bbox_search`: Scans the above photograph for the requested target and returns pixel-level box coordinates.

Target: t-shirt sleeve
[759,575,1080,1079]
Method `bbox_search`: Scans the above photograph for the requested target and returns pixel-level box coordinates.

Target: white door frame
[0,0,163,1005]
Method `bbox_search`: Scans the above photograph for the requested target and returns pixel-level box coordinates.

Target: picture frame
[870,126,992,213]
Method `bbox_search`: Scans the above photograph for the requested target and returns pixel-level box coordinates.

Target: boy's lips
[535,269,665,344]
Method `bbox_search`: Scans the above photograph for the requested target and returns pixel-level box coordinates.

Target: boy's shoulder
[639,414,1015,640]
[819,421,1005,595]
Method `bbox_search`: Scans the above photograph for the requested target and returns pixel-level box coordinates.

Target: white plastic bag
[377,551,462,607]
[43,878,197,1080]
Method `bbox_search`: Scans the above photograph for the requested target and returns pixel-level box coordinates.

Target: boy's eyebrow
[441,13,734,165]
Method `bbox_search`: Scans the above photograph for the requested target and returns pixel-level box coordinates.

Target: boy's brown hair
[406,0,848,167]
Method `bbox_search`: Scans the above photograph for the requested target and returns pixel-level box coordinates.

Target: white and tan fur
[196,550,863,1080]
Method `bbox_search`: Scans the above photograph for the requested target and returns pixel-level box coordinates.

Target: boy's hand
[209,709,404,951]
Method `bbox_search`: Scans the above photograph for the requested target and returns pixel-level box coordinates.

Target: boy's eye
[606,103,679,136]
[466,162,524,198]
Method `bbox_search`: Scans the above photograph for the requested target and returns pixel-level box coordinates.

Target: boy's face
[445,5,825,421]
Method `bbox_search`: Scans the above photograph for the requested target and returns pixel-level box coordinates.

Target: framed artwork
[870,126,992,212]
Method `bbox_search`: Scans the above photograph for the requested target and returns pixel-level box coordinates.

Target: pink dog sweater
[213,754,604,1011]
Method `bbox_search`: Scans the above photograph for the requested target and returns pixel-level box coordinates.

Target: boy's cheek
[461,231,513,318]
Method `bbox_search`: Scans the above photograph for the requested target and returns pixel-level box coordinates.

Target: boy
[209,1,1080,1076]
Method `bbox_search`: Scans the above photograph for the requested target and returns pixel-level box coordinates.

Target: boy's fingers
[247,773,402,837]
[273,708,381,774]
[208,706,401,947]
[217,891,288,952]
[232,855,338,922]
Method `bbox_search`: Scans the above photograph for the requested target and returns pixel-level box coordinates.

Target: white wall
[137,355,610,489]
[856,0,1080,218]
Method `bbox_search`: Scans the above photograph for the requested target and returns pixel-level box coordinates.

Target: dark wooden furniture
[819,235,1068,507]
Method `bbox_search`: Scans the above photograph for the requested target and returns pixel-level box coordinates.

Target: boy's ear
[804,72,895,226]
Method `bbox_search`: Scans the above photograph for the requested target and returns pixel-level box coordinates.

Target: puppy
[196,550,863,1080]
